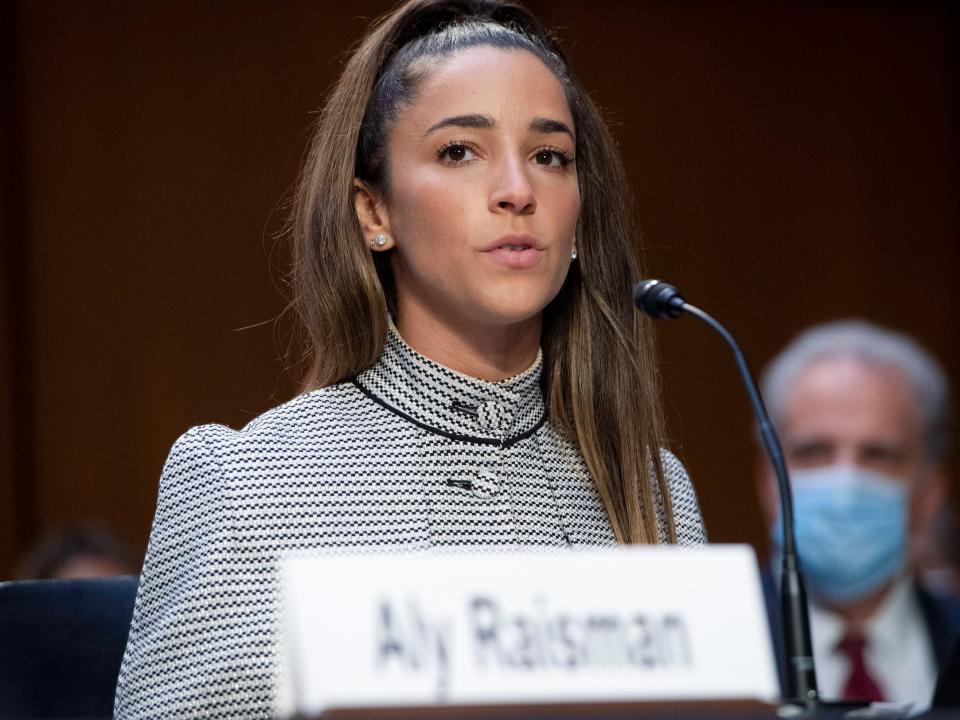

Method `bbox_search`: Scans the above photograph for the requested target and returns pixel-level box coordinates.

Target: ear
[353,179,394,251]
[910,464,948,535]
[907,464,949,572]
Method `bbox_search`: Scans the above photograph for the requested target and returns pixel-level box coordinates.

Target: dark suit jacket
[759,565,960,700]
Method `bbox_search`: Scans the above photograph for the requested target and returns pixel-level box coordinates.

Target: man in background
[14,522,138,580]
[756,320,960,709]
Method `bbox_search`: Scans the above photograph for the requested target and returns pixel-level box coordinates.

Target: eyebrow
[529,116,573,138]
[424,113,494,136]
[423,113,574,139]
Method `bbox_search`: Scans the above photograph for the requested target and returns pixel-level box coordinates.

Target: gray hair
[760,320,953,462]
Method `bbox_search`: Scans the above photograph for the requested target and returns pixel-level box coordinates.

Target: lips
[482,233,546,269]
[482,233,545,253]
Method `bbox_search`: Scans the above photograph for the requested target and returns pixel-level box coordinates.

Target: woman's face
[366,46,580,333]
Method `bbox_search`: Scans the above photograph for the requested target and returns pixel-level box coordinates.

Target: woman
[115,0,706,716]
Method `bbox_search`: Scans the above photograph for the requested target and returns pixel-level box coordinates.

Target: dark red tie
[837,631,885,702]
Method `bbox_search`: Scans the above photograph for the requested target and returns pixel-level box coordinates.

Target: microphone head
[633,279,685,319]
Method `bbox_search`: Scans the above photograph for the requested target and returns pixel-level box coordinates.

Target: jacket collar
[354,323,546,446]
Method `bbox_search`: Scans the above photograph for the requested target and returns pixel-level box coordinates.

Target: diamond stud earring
[373,234,388,247]
[570,248,578,260]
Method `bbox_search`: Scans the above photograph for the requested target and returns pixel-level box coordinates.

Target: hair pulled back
[289,0,675,544]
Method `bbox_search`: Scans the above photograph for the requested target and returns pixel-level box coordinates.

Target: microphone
[633,279,685,319]
[634,279,819,710]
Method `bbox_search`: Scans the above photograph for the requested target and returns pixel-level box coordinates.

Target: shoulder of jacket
[239,381,356,434]
[918,584,960,624]
[658,448,690,486]
[161,381,357,469]
[166,382,357,451]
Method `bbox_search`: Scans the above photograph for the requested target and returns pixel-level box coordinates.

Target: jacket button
[471,471,501,499]
[477,400,508,432]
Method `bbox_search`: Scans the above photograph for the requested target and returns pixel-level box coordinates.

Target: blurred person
[756,320,960,710]
[15,522,138,580]
[114,1,707,717]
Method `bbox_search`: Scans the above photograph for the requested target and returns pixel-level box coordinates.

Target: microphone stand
[633,281,819,713]
[681,303,819,712]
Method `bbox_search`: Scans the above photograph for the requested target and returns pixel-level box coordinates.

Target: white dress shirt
[809,576,939,711]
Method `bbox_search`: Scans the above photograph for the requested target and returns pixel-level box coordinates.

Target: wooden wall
[2,0,957,578]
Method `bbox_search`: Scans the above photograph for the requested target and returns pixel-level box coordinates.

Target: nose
[489,156,536,215]
[836,448,859,467]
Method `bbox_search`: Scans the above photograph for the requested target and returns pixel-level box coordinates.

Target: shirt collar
[864,575,923,655]
[809,575,919,657]
[354,322,546,445]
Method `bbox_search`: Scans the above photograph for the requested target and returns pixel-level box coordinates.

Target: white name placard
[278,545,778,716]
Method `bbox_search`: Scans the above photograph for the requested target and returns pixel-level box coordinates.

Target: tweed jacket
[114,328,707,718]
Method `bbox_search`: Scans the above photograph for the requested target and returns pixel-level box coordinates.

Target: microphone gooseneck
[633,279,819,711]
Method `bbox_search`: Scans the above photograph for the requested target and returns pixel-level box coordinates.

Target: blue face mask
[771,464,908,604]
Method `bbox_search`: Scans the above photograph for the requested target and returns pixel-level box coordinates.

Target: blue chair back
[0,575,139,719]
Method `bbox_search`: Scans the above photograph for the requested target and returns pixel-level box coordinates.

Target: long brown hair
[288,0,675,544]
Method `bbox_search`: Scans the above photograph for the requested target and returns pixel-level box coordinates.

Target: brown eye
[438,143,476,163]
[535,150,555,165]
[534,148,572,167]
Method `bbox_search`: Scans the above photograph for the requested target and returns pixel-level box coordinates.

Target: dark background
[2,0,957,578]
